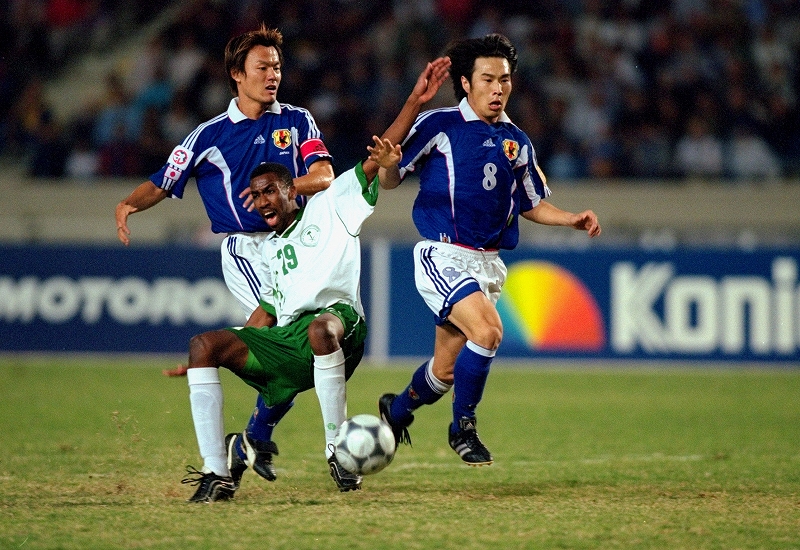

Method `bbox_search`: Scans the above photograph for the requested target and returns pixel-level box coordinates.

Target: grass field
[1,356,799,549]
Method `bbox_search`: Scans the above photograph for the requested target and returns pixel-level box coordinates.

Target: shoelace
[397,426,412,446]
[180,465,207,486]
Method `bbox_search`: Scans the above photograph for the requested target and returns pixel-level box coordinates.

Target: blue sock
[391,360,451,423]
[235,396,294,460]
[451,341,495,432]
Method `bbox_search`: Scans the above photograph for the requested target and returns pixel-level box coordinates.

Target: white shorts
[413,240,507,325]
[220,232,272,319]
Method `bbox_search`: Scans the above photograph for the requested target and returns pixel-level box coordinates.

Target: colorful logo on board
[496,261,605,351]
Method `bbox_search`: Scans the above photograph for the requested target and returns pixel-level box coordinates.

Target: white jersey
[261,163,378,326]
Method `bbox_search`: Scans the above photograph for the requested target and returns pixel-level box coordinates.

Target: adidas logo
[482,138,494,147]
[254,135,266,145]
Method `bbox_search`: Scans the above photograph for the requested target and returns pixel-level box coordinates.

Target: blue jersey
[150,98,331,233]
[399,98,550,250]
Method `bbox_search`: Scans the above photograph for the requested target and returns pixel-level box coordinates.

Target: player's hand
[412,57,451,105]
[239,187,255,212]
[367,135,402,168]
[163,364,188,377]
[115,202,133,245]
[573,210,601,237]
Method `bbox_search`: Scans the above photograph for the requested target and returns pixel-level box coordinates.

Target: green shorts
[226,303,367,407]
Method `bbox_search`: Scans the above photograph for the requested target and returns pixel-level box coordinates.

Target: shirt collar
[228,98,282,123]
[458,97,512,124]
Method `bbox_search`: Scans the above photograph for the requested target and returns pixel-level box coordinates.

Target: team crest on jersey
[502,139,519,161]
[273,129,292,149]
[300,224,321,247]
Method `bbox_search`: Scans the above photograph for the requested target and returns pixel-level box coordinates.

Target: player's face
[250,172,298,233]
[462,56,512,124]
[234,45,282,107]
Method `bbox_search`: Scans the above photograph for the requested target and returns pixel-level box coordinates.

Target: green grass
[1,356,799,549]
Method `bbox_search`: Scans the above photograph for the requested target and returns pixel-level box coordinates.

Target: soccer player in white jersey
[179,57,451,501]
[377,34,601,466]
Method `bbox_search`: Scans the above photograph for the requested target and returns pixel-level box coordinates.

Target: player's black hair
[250,162,293,187]
[445,33,518,101]
[225,23,284,95]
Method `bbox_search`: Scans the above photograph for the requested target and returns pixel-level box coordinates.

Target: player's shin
[313,349,347,458]
[451,341,495,423]
[392,359,451,421]
[187,367,230,476]
[246,395,293,442]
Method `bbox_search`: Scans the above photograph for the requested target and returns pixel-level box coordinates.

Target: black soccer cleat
[239,432,279,482]
[378,393,413,446]
[181,465,236,503]
[225,433,247,489]
[448,417,493,466]
[327,452,363,492]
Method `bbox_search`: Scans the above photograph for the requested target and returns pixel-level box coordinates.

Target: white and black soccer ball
[333,414,396,475]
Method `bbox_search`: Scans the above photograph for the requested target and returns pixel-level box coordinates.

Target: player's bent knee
[308,316,343,355]
[188,330,232,365]
[473,324,502,351]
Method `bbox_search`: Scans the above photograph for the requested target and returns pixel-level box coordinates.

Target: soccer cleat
[240,432,279,482]
[448,417,493,466]
[181,465,236,503]
[225,433,247,489]
[378,393,413,446]
[327,451,363,492]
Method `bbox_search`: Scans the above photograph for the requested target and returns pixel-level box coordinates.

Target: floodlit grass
[1,356,799,549]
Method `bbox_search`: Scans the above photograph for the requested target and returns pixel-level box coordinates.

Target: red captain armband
[300,138,330,162]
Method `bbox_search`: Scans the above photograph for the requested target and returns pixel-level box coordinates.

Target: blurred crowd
[2,0,800,182]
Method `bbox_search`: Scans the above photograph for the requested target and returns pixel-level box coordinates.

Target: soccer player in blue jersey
[377,34,601,466]
[115,24,334,318]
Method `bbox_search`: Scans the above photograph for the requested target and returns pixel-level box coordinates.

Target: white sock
[187,367,229,476]
[313,349,347,458]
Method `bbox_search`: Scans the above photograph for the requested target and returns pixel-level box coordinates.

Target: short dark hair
[445,33,518,101]
[224,23,284,95]
[250,162,293,187]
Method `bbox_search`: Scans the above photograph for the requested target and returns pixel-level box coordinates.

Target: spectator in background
[673,115,724,179]
[28,110,68,177]
[64,133,99,179]
[727,124,782,181]
[5,0,800,180]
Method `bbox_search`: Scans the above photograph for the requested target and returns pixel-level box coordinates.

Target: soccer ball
[333,414,396,475]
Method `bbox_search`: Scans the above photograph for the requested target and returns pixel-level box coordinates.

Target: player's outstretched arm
[521,201,602,238]
[115,181,168,245]
[370,57,450,189]
[381,57,450,147]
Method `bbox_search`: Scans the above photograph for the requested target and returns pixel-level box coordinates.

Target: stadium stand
[1,0,798,245]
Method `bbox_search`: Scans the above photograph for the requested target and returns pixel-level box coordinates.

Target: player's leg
[229,310,365,491]
[219,233,296,482]
[444,284,503,466]
[380,241,477,445]
[226,395,291,486]
[183,329,248,502]
[308,311,363,492]
[308,312,347,454]
[381,323,462,445]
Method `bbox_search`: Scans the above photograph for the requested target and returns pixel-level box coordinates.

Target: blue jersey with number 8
[398,98,549,250]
